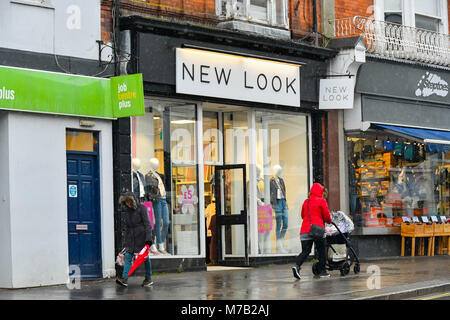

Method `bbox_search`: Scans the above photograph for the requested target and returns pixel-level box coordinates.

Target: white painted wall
[2,112,114,288]
[0,0,102,61]
[0,113,13,288]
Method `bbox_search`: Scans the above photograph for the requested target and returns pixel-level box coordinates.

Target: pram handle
[330,222,345,236]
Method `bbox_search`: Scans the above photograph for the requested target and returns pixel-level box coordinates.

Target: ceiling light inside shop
[171,120,195,124]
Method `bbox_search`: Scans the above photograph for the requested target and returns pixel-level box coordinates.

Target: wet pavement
[0,256,449,300]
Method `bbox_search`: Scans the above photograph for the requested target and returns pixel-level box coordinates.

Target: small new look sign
[319,78,354,109]
[176,48,301,107]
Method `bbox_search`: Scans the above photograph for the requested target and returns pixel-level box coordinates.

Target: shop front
[0,65,144,288]
[119,17,336,270]
[344,57,450,257]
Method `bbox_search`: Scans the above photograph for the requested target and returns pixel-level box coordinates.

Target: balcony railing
[328,16,450,67]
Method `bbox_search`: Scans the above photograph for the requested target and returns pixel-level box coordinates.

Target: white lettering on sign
[415,72,448,98]
[0,86,15,100]
[176,48,301,107]
[319,79,354,109]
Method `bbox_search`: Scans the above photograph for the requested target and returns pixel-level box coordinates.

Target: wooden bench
[433,223,450,256]
[401,223,434,257]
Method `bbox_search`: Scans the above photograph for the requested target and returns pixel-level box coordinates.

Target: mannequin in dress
[270,164,288,254]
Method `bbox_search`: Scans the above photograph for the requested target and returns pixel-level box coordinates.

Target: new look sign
[176,48,301,107]
[319,78,354,109]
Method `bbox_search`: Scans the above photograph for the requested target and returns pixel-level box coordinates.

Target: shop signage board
[356,60,450,106]
[319,78,354,109]
[0,65,145,119]
[176,48,301,107]
[110,73,145,118]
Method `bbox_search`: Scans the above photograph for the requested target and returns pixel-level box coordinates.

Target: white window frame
[216,0,289,29]
[375,0,448,34]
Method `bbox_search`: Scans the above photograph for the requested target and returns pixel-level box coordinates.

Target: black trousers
[295,238,327,272]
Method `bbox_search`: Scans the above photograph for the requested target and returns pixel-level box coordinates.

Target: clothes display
[349,136,450,229]
[270,168,288,253]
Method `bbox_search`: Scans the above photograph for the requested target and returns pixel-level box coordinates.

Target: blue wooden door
[67,152,102,278]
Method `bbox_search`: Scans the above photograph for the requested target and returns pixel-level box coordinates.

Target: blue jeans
[274,198,288,240]
[153,198,170,244]
[122,252,152,280]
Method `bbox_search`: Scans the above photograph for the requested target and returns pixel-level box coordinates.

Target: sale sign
[177,185,198,214]
[257,205,273,233]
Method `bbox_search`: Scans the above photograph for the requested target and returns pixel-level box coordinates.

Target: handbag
[307,200,325,239]
[115,248,127,267]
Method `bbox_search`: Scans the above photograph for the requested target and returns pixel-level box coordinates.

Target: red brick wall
[101,0,113,43]
[290,0,322,41]
[334,0,373,20]
[101,0,328,44]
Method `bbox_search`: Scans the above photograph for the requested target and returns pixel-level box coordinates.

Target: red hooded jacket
[300,183,332,235]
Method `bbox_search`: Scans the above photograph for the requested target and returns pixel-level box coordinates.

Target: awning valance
[374,124,450,153]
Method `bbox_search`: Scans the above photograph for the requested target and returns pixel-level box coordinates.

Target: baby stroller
[312,211,361,276]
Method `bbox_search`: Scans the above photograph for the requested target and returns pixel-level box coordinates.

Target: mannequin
[145,157,170,255]
[132,158,146,202]
[270,164,288,254]
[255,165,272,254]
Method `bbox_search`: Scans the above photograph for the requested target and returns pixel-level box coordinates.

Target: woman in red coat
[292,183,332,279]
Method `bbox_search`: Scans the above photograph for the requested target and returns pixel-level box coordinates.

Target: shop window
[254,111,309,255]
[131,100,200,256]
[348,136,450,231]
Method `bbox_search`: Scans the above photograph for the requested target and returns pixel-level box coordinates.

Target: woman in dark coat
[116,192,153,287]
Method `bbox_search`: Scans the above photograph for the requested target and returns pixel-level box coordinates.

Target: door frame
[214,164,249,266]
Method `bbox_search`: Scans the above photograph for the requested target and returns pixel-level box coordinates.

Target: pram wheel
[340,262,350,276]
[312,262,321,276]
[354,263,360,274]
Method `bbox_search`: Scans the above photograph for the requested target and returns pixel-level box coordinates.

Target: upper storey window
[382,0,448,33]
[218,0,289,29]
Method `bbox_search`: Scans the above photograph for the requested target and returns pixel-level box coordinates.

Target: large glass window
[348,135,450,231]
[131,99,200,256]
[254,111,309,255]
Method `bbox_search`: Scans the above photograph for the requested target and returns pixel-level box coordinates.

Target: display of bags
[384,141,395,151]
[393,141,404,157]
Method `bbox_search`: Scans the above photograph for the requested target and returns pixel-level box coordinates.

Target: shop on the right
[341,57,450,256]
[347,133,450,230]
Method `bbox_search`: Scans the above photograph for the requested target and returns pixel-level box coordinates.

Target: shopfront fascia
[0,65,144,288]
[344,57,450,243]
[121,17,336,269]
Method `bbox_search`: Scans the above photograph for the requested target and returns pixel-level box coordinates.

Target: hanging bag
[307,200,325,239]
[115,248,127,267]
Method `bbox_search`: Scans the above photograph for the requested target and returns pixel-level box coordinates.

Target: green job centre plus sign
[0,66,144,119]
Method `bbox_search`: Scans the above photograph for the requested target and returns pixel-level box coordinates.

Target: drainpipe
[312,0,318,46]
[114,0,121,76]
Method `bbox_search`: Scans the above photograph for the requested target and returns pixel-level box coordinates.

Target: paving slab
[0,256,448,300]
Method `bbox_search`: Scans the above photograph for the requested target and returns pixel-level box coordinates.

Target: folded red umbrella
[128,244,150,277]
